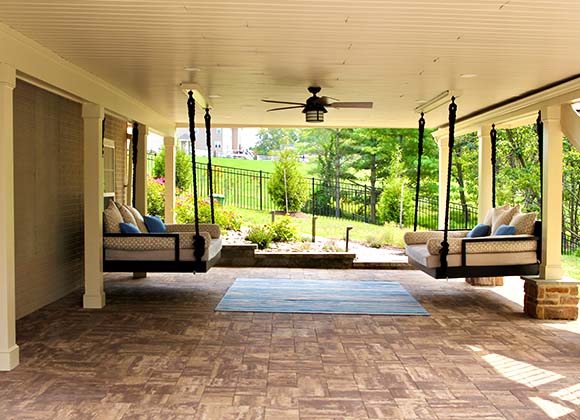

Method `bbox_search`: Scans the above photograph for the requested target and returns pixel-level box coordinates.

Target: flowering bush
[147,177,165,219]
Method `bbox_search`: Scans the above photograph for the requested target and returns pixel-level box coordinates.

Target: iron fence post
[311,177,315,215]
[259,170,263,211]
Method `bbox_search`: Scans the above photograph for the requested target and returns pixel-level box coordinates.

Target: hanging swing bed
[102,91,222,273]
[404,99,542,279]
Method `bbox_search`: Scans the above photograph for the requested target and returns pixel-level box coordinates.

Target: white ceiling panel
[1,0,579,127]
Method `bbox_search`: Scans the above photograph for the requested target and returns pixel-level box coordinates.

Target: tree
[268,148,308,212]
[377,146,413,224]
[152,147,193,191]
[252,128,300,155]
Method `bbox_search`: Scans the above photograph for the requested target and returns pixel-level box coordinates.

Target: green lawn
[235,208,408,248]
[563,255,580,280]
[197,156,316,176]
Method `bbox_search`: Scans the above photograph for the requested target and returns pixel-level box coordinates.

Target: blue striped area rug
[216,278,429,315]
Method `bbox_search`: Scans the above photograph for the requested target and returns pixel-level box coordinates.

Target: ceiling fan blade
[321,96,340,105]
[262,99,306,106]
[327,102,373,109]
[266,105,305,112]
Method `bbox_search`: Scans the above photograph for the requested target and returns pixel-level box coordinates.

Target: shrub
[147,177,165,219]
[152,147,193,191]
[268,148,308,212]
[246,225,273,249]
[322,240,343,252]
[270,216,299,242]
[175,192,242,231]
[365,222,408,249]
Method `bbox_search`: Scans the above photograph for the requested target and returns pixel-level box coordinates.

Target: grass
[562,255,580,280]
[196,156,316,176]
[235,208,408,248]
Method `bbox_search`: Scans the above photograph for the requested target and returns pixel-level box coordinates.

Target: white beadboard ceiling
[1,0,580,128]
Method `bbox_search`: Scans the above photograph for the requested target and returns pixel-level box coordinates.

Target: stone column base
[466,277,504,287]
[522,277,579,320]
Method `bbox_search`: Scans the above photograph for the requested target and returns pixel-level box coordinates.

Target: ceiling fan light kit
[305,109,325,123]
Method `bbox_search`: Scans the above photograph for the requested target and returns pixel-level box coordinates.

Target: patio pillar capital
[0,63,16,88]
[82,102,104,119]
[164,136,175,147]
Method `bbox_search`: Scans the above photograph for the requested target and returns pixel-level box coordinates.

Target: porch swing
[102,91,222,273]
[404,99,542,279]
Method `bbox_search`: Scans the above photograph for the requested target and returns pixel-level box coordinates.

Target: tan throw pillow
[509,212,537,235]
[119,205,137,226]
[104,201,124,233]
[127,206,148,233]
[491,205,520,235]
[483,204,510,226]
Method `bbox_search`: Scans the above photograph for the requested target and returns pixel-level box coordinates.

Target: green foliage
[268,149,308,212]
[152,147,193,191]
[270,216,299,242]
[377,146,414,225]
[175,193,242,231]
[147,177,165,219]
[365,222,408,249]
[252,128,300,155]
[246,225,273,249]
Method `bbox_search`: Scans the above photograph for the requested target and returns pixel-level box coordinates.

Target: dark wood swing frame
[410,101,542,279]
[103,93,221,273]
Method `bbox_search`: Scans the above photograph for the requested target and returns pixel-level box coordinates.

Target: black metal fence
[562,232,580,255]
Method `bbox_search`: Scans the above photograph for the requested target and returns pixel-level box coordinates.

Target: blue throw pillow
[119,222,141,234]
[495,224,516,236]
[466,223,491,238]
[144,215,166,233]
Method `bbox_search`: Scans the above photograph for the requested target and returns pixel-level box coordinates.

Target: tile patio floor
[1,268,580,419]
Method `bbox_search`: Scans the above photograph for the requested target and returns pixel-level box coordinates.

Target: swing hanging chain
[413,112,425,232]
[536,111,543,219]
[187,91,206,265]
[490,124,497,208]
[440,97,457,271]
[204,108,215,224]
[131,122,139,208]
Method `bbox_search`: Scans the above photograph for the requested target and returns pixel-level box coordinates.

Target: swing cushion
[495,225,516,236]
[144,216,167,233]
[103,201,124,233]
[509,212,537,235]
[466,224,491,238]
[119,223,141,234]
[403,230,469,245]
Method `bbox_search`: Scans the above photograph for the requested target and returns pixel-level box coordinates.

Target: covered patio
[1,1,580,416]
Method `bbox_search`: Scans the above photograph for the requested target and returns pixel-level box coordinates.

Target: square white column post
[82,103,106,309]
[540,105,563,279]
[134,125,148,215]
[477,124,493,222]
[0,63,19,371]
[164,136,176,223]
[436,133,449,230]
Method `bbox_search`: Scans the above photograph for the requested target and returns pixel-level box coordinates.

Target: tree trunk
[453,161,469,226]
[335,130,341,218]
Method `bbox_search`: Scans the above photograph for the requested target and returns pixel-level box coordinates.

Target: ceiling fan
[262,86,373,123]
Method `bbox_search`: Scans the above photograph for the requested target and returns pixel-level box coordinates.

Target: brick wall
[104,114,128,204]
[13,80,84,319]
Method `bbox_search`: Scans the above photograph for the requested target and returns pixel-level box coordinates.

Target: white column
[134,125,148,215]
[436,134,449,230]
[232,128,239,151]
[540,105,563,280]
[478,124,493,222]
[164,136,176,223]
[82,103,106,309]
[0,63,19,371]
